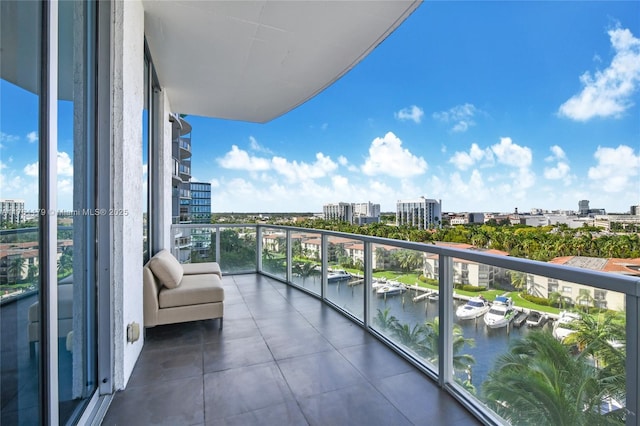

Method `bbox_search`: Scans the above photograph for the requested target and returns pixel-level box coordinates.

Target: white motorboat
[327,269,351,283]
[455,296,491,320]
[371,278,388,290]
[376,282,406,297]
[526,311,548,327]
[552,311,581,342]
[483,296,516,328]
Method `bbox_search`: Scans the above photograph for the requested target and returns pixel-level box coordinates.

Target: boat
[483,296,516,328]
[371,278,388,290]
[455,296,491,320]
[526,311,548,327]
[512,311,529,328]
[552,311,581,342]
[376,282,406,297]
[327,269,351,283]
[427,291,439,302]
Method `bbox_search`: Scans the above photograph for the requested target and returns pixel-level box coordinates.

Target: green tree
[8,257,25,282]
[374,308,398,330]
[564,312,625,397]
[483,331,623,425]
[292,261,317,286]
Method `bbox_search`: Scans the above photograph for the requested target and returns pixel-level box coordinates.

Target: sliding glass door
[0,1,101,423]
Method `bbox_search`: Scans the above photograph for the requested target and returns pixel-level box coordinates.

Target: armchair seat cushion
[158,274,224,308]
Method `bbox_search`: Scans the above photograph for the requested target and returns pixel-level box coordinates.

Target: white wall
[111,0,144,390]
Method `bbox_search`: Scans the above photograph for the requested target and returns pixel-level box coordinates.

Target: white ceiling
[142,1,421,123]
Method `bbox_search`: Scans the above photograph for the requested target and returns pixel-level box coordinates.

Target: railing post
[286,229,292,283]
[627,293,640,426]
[215,225,221,265]
[321,233,328,300]
[438,254,453,387]
[364,241,372,328]
[256,225,263,273]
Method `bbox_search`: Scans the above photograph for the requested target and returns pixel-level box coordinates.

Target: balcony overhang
[142,0,421,123]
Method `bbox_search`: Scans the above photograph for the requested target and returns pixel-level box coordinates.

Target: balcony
[103,273,480,425]
[178,137,192,158]
[140,223,639,425]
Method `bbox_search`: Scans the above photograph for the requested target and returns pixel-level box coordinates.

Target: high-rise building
[323,202,353,223]
[189,182,211,224]
[396,197,442,229]
[0,199,25,226]
[171,114,192,224]
[578,200,590,216]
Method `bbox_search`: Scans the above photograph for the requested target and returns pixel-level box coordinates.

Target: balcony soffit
[142,0,421,123]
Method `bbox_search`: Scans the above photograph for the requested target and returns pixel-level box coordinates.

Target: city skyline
[1,2,639,213]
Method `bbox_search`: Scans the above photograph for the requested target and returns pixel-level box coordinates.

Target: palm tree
[390,321,425,348]
[509,270,528,292]
[8,257,25,282]
[564,312,626,398]
[575,288,594,311]
[374,308,398,331]
[292,261,317,286]
[374,247,387,270]
[418,318,475,381]
[483,331,623,425]
[27,264,38,283]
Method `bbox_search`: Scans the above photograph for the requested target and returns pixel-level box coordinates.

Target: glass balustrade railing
[171,223,639,425]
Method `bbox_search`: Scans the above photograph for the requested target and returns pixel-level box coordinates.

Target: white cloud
[361,132,427,178]
[394,105,424,124]
[24,162,38,177]
[248,136,272,154]
[272,152,337,183]
[543,145,573,184]
[545,145,567,162]
[27,131,38,143]
[544,162,571,180]
[57,151,73,176]
[491,137,532,168]
[433,103,480,132]
[217,145,271,171]
[23,151,74,178]
[449,143,494,170]
[559,26,640,121]
[588,145,640,191]
[337,155,358,172]
[0,132,19,144]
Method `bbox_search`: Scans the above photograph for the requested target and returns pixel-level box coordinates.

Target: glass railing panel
[261,227,287,280]
[187,226,215,264]
[452,263,627,425]
[324,236,364,321]
[369,244,440,373]
[290,230,322,296]
[215,226,257,274]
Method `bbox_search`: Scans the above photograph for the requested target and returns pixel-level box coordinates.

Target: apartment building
[396,197,442,229]
[323,202,353,223]
[0,199,25,226]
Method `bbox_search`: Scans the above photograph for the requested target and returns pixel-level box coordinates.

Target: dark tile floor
[102,274,482,426]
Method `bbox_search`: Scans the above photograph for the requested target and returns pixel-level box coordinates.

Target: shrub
[520,293,551,306]
[455,285,487,292]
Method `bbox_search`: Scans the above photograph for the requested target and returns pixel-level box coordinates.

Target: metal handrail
[171,223,640,426]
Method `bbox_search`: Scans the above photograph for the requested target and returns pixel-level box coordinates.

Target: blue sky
[1,1,639,214]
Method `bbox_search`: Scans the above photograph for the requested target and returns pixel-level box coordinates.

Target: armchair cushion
[158,274,224,308]
[148,249,183,289]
